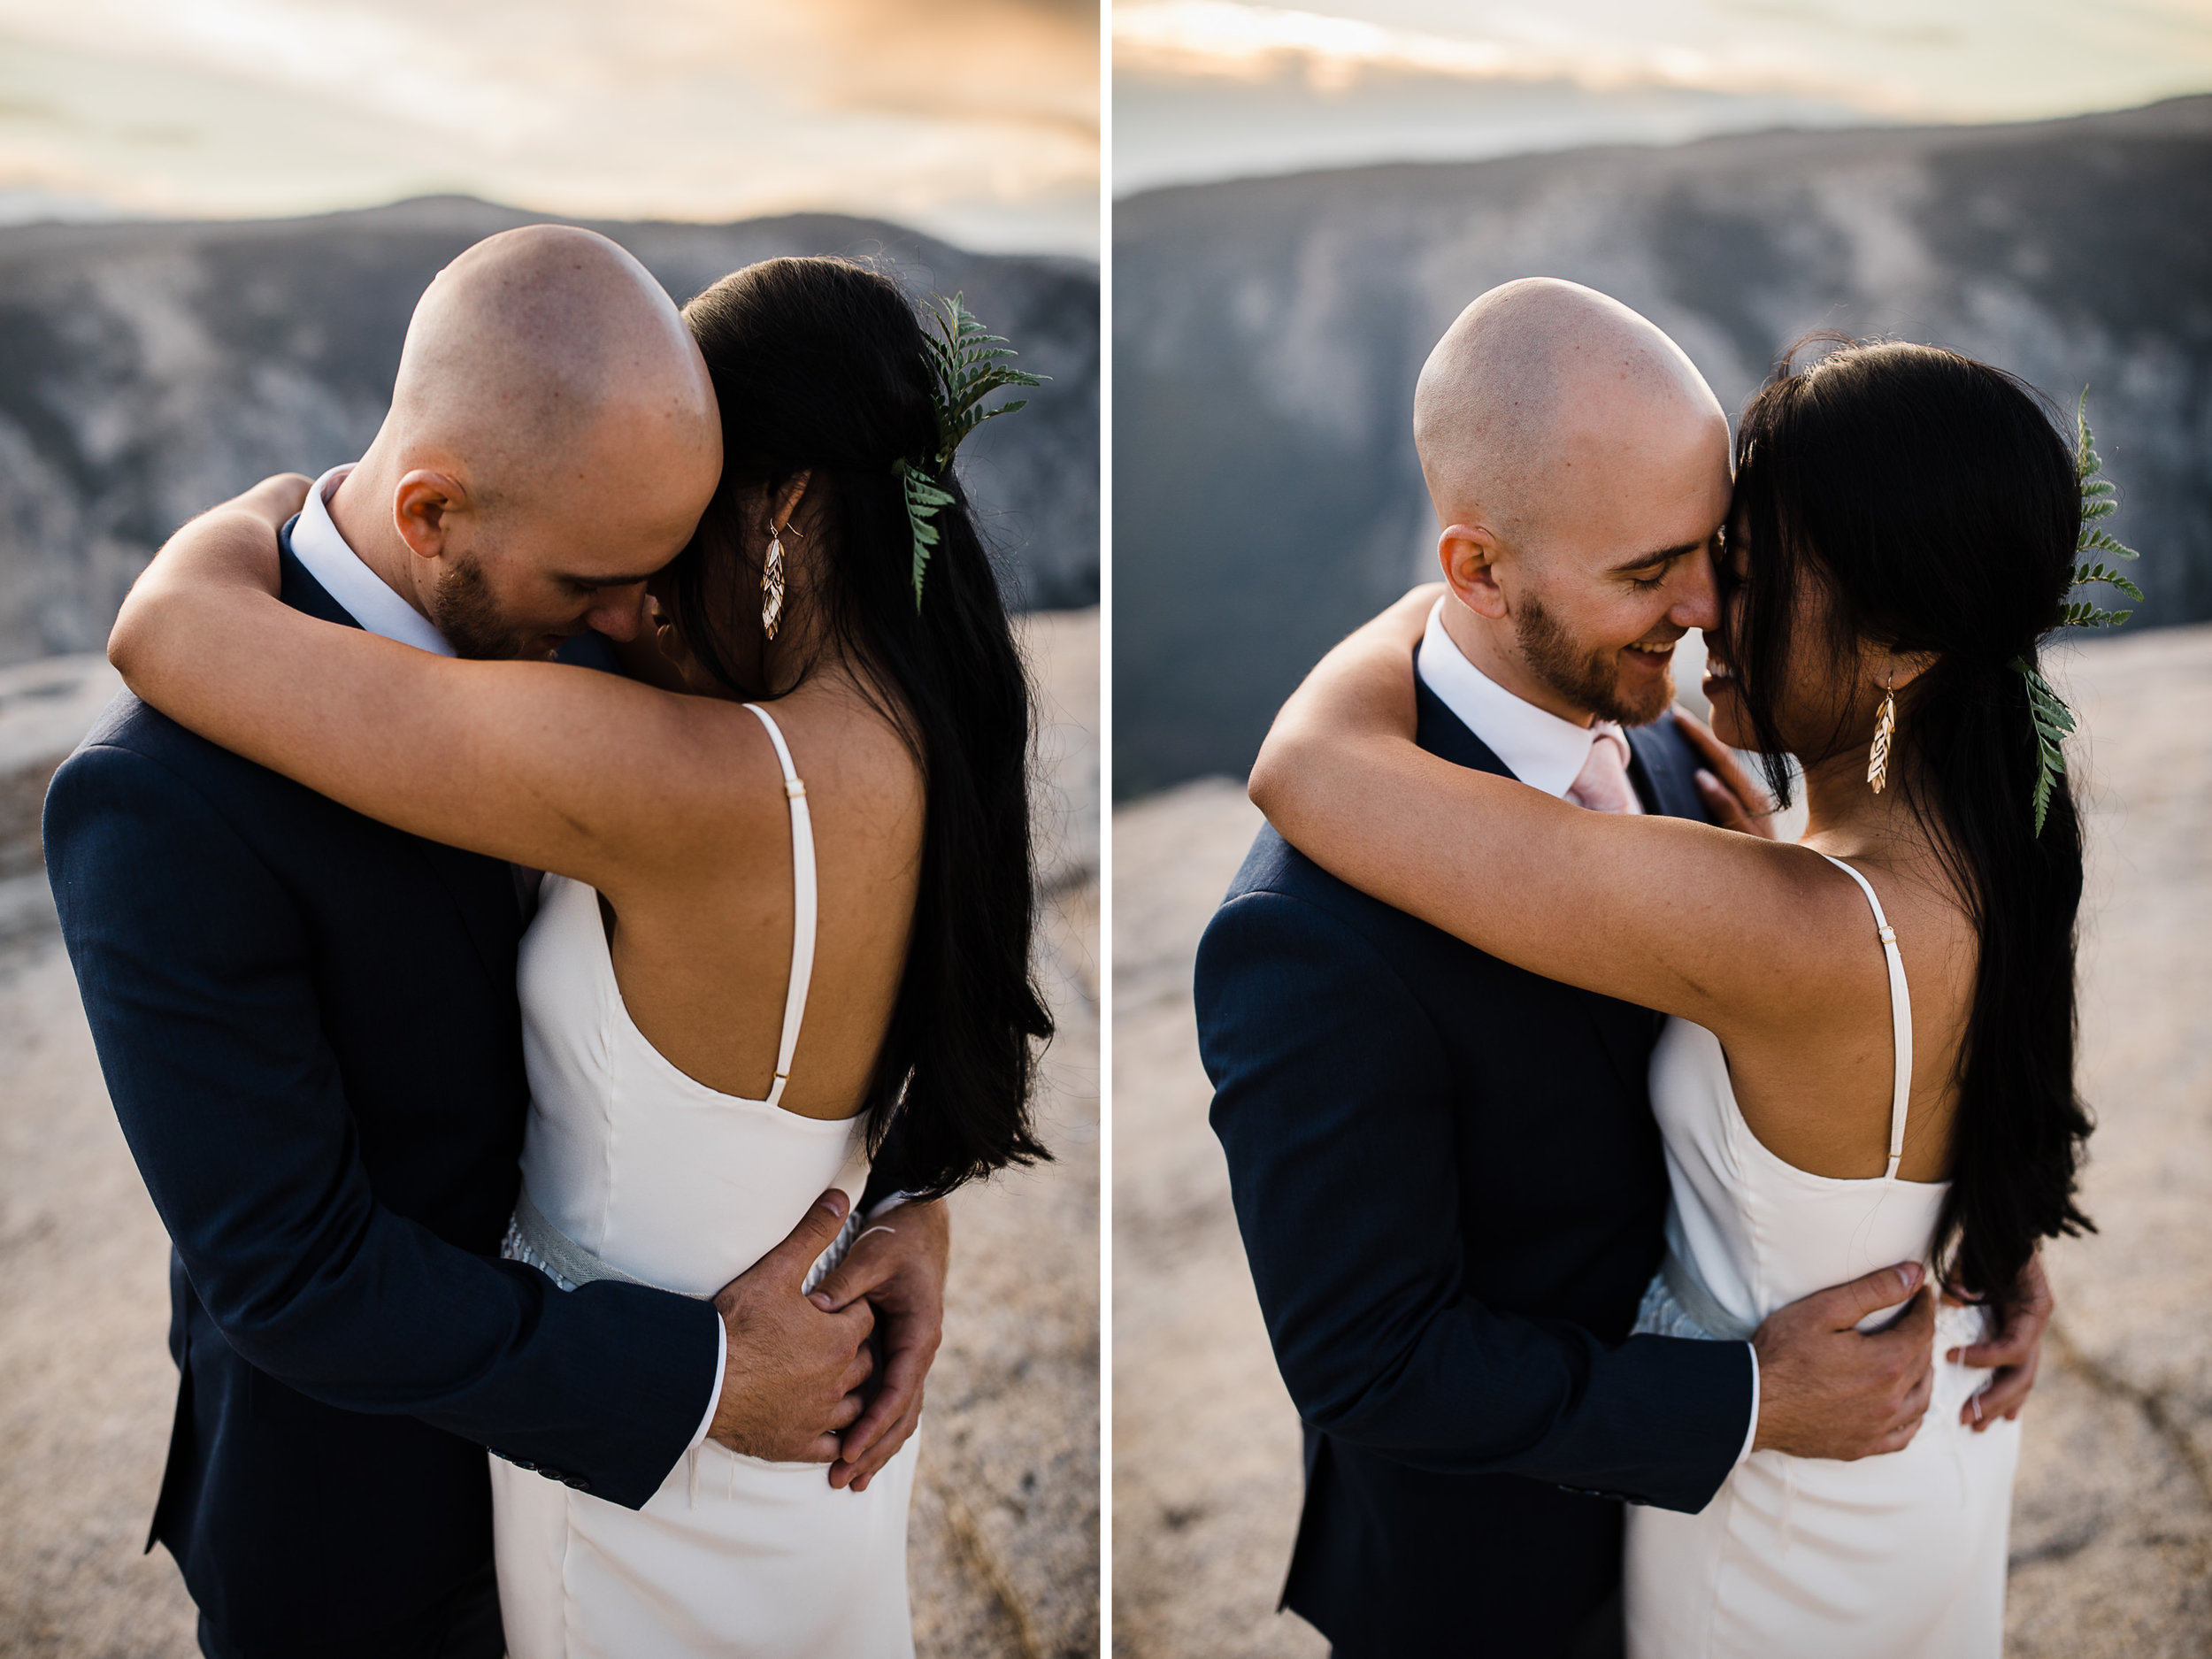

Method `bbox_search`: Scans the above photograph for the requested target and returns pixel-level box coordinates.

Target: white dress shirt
[1415,597,1640,810]
[288,465,454,657]
[290,464,729,1455]
[1415,598,1760,1470]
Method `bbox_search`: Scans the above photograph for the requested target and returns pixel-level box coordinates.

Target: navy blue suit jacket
[42,541,719,1653]
[1196,679,1755,1658]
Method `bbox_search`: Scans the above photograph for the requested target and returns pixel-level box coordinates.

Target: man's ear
[393,471,468,561]
[1438,522,1508,621]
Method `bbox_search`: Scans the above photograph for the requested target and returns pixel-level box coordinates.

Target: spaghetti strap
[742,703,816,1110]
[1816,852,1913,1179]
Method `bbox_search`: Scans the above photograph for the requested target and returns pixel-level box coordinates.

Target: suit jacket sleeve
[1198,887,1752,1513]
[45,741,720,1510]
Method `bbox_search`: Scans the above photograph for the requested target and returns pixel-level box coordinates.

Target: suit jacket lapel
[1625,714,1715,824]
[279,519,523,981]
[1409,668,1652,1086]
[1414,673,1515,778]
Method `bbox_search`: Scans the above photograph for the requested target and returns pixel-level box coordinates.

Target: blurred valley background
[1110,5,2212,1657]
[0,5,1100,1656]
[1114,89,2210,792]
[0,200,1100,660]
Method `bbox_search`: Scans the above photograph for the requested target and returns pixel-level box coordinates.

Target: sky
[1115,0,2212,194]
[0,0,1101,254]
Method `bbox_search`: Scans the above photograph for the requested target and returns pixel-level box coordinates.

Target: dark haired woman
[107,256,1051,1656]
[1248,341,2096,1655]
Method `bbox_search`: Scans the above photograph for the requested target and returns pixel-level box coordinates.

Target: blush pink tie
[1566,726,1639,814]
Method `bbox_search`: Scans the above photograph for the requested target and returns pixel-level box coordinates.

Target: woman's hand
[1674,706,1779,839]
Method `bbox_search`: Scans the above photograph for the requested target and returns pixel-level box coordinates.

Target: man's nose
[585,582,651,641]
[1671,545,1722,633]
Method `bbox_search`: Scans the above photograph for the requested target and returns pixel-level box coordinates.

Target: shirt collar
[288,464,455,657]
[1415,596,1624,801]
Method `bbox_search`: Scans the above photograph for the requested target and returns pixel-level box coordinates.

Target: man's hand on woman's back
[708,1190,877,1463]
[1751,1263,1938,1459]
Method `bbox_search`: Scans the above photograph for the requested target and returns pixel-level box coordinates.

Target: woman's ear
[1880,648,1940,693]
[772,470,812,530]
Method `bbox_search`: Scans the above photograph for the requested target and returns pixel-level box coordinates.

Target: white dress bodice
[1625,853,2019,1658]
[491,703,915,1659]
[512,869,871,1296]
[1649,854,1942,1335]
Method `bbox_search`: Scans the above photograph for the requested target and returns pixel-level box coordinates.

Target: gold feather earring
[1866,678,1897,795]
[761,518,803,641]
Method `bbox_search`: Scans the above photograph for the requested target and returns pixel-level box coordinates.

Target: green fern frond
[893,295,1047,611]
[2069,393,2145,611]
[924,293,1048,470]
[894,459,958,609]
[2073,562,2146,603]
[2012,656,2075,835]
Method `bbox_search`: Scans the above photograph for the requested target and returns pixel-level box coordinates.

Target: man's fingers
[854,1390,924,1482]
[1967,1354,2039,1427]
[837,1343,876,1400]
[809,1232,899,1313]
[829,1389,867,1432]
[1897,1360,1935,1421]
[726,1191,852,1300]
[839,1340,927,1470]
[1890,1284,1937,1339]
[1809,1262,1924,1329]
[1951,1325,2033,1369]
[833,1389,925,1492]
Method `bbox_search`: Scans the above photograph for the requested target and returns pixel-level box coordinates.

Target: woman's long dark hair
[1725,338,2093,1303]
[666,255,1051,1195]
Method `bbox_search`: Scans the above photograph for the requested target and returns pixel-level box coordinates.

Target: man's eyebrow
[1607,540,1704,574]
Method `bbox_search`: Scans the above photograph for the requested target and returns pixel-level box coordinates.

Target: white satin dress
[490,703,917,1659]
[1624,854,2019,1657]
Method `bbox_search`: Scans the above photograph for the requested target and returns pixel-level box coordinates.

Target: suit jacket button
[564,1477,590,1491]
[538,1466,563,1481]
[511,1458,537,1472]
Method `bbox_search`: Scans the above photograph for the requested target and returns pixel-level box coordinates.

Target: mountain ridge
[0,196,1099,664]
[1114,96,2212,795]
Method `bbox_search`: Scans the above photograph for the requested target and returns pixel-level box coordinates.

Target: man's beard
[427,552,542,662]
[1513,592,1672,726]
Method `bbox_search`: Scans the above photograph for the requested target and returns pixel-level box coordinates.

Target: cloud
[1113,1,1922,111]
[0,0,1100,251]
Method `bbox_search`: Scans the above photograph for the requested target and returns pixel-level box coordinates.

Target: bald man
[1198,281,2038,1658]
[44,227,937,1659]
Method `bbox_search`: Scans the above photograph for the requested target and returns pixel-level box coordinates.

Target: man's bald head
[386,224,718,512]
[1409,279,1732,727]
[1413,278,1724,549]
[336,225,724,659]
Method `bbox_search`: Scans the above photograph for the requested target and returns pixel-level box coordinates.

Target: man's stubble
[1513,592,1673,727]
[427,551,544,662]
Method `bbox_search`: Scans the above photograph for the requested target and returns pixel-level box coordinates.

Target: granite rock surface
[1111,624,2212,1655]
[0,609,1098,1658]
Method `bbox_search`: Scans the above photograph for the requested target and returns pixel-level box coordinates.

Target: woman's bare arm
[1248,588,1857,1034]
[109,480,774,894]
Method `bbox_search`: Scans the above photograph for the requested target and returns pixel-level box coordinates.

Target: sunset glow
[0,0,1101,252]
